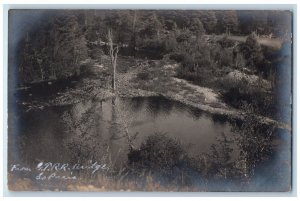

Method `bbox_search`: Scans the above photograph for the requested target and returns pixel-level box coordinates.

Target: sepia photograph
[6,8,292,192]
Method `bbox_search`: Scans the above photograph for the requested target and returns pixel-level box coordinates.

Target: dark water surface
[8,96,291,191]
[9,96,235,165]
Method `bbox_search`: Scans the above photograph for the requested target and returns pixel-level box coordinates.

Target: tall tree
[216,10,239,35]
[189,17,205,36]
[239,33,264,71]
[199,11,218,34]
[139,12,163,39]
[107,29,119,92]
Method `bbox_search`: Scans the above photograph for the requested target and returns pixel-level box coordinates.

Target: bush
[79,60,95,77]
[218,36,236,48]
[136,71,151,80]
[169,53,184,62]
[230,103,276,179]
[128,133,189,178]
[163,33,177,53]
[219,48,233,67]
[88,46,104,60]
[176,32,191,43]
[137,38,164,52]
[239,33,264,72]
[221,84,277,118]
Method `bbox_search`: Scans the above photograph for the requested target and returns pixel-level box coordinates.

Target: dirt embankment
[22,57,290,131]
[113,60,290,131]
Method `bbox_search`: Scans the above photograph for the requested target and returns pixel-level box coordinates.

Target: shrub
[221,83,277,118]
[163,33,178,53]
[136,71,151,80]
[88,46,104,60]
[231,103,276,179]
[176,32,191,43]
[218,36,236,48]
[79,60,95,77]
[137,38,165,52]
[128,133,189,179]
[169,53,185,62]
[239,33,264,72]
[219,48,233,67]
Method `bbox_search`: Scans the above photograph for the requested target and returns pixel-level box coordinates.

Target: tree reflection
[125,97,145,114]
[146,96,174,118]
[211,113,227,125]
[61,100,109,164]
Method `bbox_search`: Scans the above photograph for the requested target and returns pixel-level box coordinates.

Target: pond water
[9,96,236,167]
[8,95,291,191]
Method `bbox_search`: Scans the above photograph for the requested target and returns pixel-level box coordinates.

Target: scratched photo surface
[7,10,292,192]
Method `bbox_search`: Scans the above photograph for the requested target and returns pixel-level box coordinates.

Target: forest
[16,10,291,82]
[8,10,292,191]
[13,10,292,120]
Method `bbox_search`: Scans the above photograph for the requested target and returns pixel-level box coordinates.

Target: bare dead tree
[107,29,119,92]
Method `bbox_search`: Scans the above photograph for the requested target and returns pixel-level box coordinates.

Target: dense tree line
[16,10,291,85]
[18,11,88,84]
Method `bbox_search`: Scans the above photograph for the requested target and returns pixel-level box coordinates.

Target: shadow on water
[211,113,228,125]
[12,76,80,103]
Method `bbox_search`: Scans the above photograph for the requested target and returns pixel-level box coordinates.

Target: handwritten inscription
[10,164,32,172]
[10,160,109,181]
[36,172,77,181]
[36,161,108,174]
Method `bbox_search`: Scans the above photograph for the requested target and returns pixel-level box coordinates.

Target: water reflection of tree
[59,96,278,188]
[211,113,227,125]
[173,101,203,120]
[187,107,203,120]
[109,97,139,149]
[61,100,109,165]
[109,97,119,140]
[60,95,141,170]
[125,97,145,114]
[146,97,174,118]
